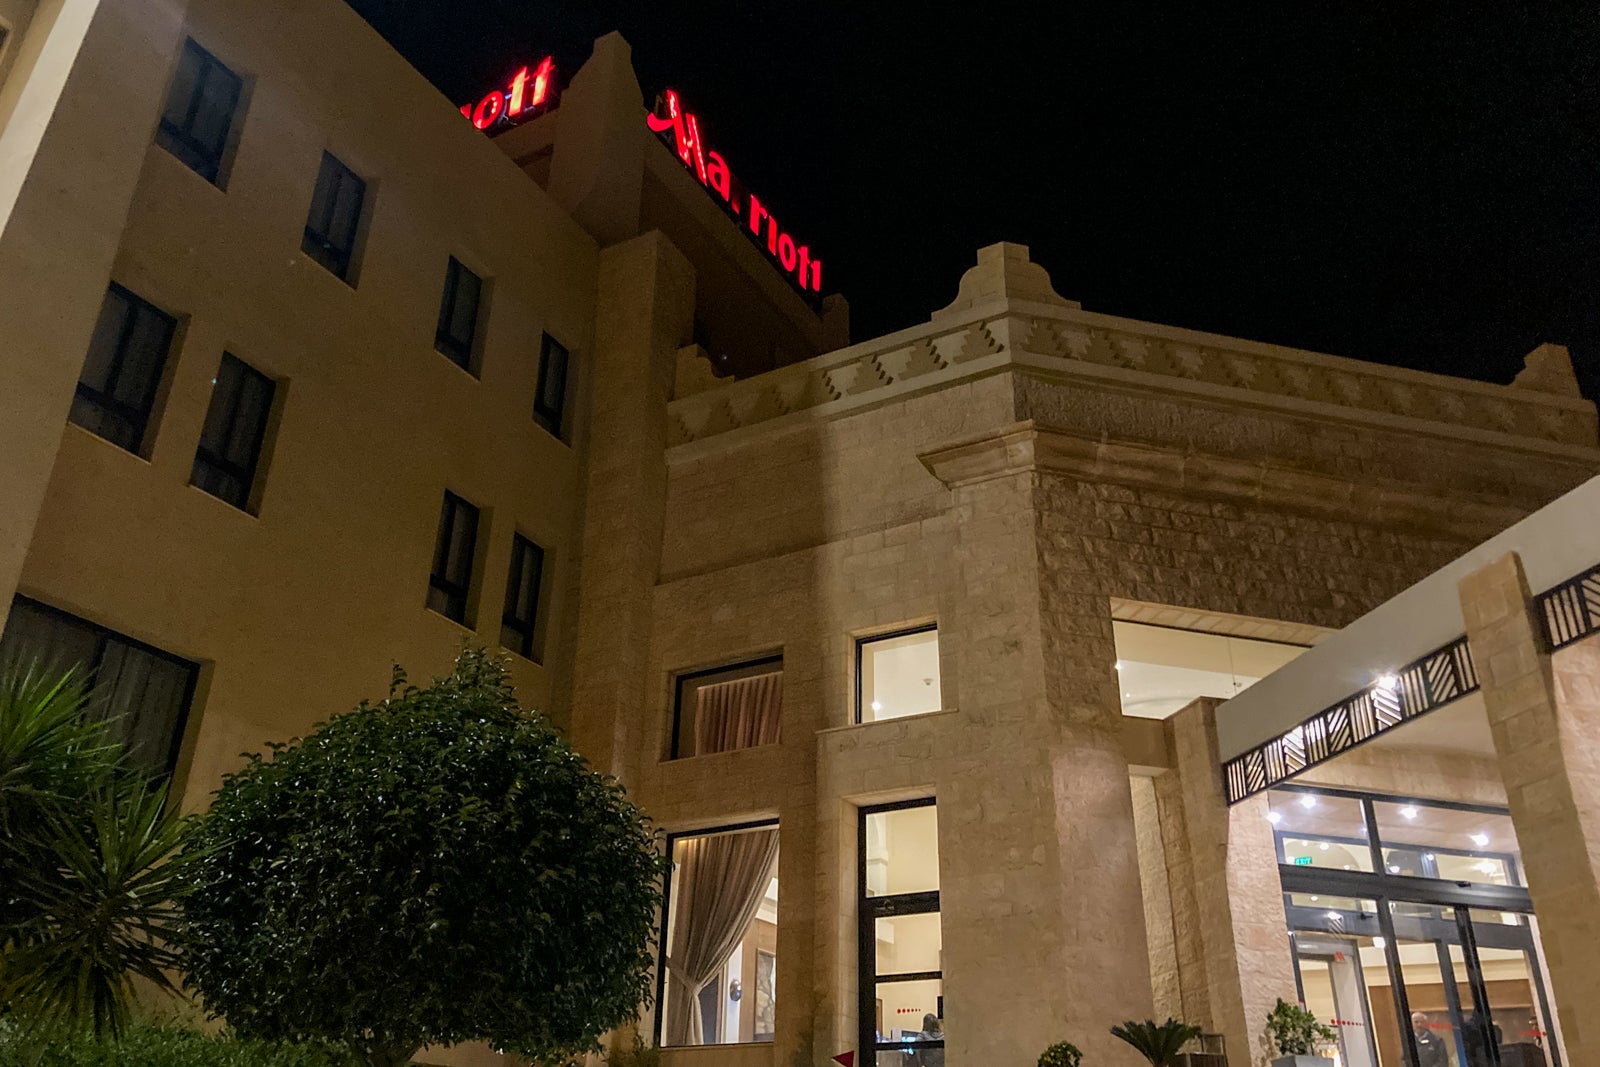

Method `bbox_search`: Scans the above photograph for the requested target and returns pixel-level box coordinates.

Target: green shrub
[1110,1018,1203,1066]
[1038,1040,1083,1067]
[179,649,666,1067]
[1265,998,1334,1056]
[0,1021,350,1067]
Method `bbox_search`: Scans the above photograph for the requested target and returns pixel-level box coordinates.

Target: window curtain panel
[693,672,782,756]
[664,828,780,1046]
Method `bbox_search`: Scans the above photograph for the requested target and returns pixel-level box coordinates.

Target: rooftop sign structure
[648,89,823,295]
[459,57,556,131]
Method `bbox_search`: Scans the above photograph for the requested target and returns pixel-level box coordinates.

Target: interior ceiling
[1113,620,1305,719]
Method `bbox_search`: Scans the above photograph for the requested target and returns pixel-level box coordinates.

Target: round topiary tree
[178,649,665,1067]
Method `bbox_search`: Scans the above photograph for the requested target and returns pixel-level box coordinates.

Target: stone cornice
[665,299,1600,464]
[917,420,1530,541]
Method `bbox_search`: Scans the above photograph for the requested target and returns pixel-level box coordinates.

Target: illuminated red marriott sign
[648,90,823,294]
[460,57,555,130]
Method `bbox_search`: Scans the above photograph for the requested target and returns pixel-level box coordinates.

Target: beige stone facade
[4,2,1600,1067]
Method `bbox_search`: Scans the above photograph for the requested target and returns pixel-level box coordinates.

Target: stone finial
[1513,342,1583,398]
[933,242,1079,320]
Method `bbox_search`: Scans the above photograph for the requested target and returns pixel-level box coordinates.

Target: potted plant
[1039,1041,1083,1067]
[1111,1019,1203,1066]
[1266,998,1336,1066]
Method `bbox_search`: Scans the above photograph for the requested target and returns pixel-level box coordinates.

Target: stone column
[1160,698,1298,1067]
[1459,551,1600,1064]
[567,231,694,782]
[0,0,188,628]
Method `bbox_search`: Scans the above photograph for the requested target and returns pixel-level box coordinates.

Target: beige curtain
[664,828,780,1045]
[693,673,782,755]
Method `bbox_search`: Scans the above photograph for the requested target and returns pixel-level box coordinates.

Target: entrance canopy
[1215,475,1600,802]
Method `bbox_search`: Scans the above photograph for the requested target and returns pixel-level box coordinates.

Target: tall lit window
[533,333,570,437]
[858,625,940,722]
[71,284,178,454]
[191,353,276,511]
[659,822,779,1047]
[427,491,479,624]
[435,256,483,372]
[302,152,366,281]
[499,534,547,661]
[860,800,942,1061]
[0,596,198,776]
[670,658,782,759]
[155,38,242,185]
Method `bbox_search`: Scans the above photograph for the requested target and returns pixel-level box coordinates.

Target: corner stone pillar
[568,231,693,783]
[1160,698,1297,1066]
[1459,551,1600,1064]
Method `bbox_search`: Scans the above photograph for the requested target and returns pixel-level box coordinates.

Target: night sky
[346,1,1600,399]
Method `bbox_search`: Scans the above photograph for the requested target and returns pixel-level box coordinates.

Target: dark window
[427,491,479,624]
[302,152,366,281]
[670,657,783,759]
[155,38,242,184]
[533,334,570,436]
[70,285,178,453]
[191,353,275,511]
[500,534,547,661]
[435,257,483,371]
[0,596,198,777]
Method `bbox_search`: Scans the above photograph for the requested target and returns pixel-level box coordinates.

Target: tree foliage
[178,649,666,1067]
[0,663,193,1036]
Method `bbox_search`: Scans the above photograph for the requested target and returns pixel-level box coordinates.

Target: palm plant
[0,660,196,1036]
[1110,1018,1203,1067]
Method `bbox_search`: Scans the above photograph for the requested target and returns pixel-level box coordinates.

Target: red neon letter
[778,232,798,272]
[646,89,681,134]
[707,151,732,202]
[766,214,780,256]
[797,245,812,290]
[473,91,504,129]
[747,194,767,236]
[507,67,531,116]
[808,256,822,292]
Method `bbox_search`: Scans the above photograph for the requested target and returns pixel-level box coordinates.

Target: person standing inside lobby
[1413,1012,1449,1067]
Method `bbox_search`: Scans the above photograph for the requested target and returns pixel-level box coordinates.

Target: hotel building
[1,1,1597,1065]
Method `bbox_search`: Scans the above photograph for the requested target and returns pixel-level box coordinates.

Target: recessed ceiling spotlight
[1299,795,1318,809]
[1400,806,1419,820]
[1266,811,1283,825]
[1470,833,1490,848]
[1375,673,1400,693]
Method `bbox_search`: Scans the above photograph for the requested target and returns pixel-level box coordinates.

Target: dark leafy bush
[178,649,667,1067]
[0,1021,350,1067]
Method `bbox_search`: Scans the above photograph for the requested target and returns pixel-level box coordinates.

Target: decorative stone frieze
[666,244,1597,458]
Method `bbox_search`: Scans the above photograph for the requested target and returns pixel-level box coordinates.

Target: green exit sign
[1294,856,1313,866]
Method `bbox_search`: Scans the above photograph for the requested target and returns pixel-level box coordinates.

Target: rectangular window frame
[434,256,484,373]
[653,818,781,1050]
[855,622,940,725]
[533,333,570,438]
[71,284,179,455]
[427,490,480,625]
[301,151,367,282]
[669,655,784,760]
[155,37,243,185]
[190,352,276,512]
[858,798,942,1060]
[499,533,547,662]
[0,595,199,778]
